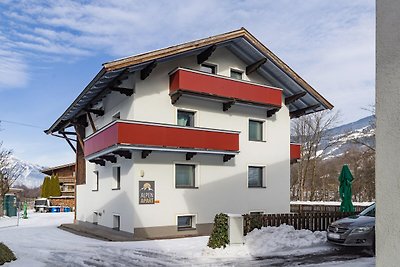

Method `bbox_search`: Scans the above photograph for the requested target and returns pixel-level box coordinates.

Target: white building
[376,0,400,265]
[46,28,332,238]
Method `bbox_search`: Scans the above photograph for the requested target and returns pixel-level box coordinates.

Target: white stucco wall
[77,47,290,233]
[376,1,400,265]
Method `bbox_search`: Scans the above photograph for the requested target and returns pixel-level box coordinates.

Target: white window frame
[200,62,218,74]
[230,68,244,80]
[176,214,197,230]
[248,118,266,142]
[173,162,200,189]
[92,171,99,191]
[176,108,197,127]
[113,214,121,231]
[112,166,121,190]
[247,164,267,188]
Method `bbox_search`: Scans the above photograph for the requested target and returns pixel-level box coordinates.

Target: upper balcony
[84,120,240,165]
[169,68,282,116]
[290,143,301,162]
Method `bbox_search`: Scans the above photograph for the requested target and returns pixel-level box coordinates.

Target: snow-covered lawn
[0,211,375,266]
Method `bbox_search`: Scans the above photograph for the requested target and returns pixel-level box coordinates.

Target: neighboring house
[41,163,76,209]
[42,163,76,197]
[45,28,332,238]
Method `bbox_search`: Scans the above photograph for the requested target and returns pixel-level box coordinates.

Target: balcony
[290,143,301,161]
[84,120,240,165]
[169,68,282,115]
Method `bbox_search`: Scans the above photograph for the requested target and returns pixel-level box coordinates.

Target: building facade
[46,28,332,238]
[376,0,400,264]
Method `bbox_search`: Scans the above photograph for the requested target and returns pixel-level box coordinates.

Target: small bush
[207,213,229,249]
[0,242,16,265]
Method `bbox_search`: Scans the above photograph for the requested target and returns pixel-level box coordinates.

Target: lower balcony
[84,120,240,165]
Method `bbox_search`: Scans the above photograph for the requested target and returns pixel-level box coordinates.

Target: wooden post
[73,120,86,223]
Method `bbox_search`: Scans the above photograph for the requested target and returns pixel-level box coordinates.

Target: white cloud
[0,0,375,122]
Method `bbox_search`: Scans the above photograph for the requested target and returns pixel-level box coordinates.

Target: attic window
[200,64,216,74]
[230,69,243,80]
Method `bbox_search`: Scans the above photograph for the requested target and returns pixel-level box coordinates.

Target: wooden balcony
[169,68,282,114]
[290,143,301,161]
[84,120,240,164]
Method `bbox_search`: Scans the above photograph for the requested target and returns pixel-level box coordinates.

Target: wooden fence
[290,203,368,213]
[243,212,356,235]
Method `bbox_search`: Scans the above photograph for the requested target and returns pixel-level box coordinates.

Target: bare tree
[290,110,340,201]
[0,142,24,216]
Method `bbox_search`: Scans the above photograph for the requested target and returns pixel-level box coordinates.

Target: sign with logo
[139,181,155,204]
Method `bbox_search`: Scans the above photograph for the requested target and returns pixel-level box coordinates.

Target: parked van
[34,198,50,212]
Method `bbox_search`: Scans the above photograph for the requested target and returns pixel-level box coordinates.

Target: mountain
[6,156,46,189]
[321,115,375,159]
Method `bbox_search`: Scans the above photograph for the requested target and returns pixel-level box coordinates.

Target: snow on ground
[0,211,375,266]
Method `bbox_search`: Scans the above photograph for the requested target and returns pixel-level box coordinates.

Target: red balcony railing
[290,143,301,160]
[169,68,282,108]
[84,120,240,157]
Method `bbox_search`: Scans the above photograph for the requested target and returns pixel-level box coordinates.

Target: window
[200,63,216,74]
[93,171,99,191]
[230,69,243,80]
[249,211,265,215]
[248,166,265,188]
[249,120,264,141]
[112,112,120,121]
[113,215,120,231]
[112,166,121,190]
[175,164,196,188]
[177,215,195,230]
[177,110,195,127]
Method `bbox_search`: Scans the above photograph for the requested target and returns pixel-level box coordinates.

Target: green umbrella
[339,165,355,212]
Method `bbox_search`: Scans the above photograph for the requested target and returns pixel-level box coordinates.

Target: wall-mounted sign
[139,181,155,204]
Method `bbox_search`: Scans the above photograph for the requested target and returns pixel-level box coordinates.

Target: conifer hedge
[207,213,229,249]
[0,242,16,265]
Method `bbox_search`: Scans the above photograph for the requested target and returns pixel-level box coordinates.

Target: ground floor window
[177,215,196,230]
[113,215,120,231]
[249,211,265,215]
[175,164,196,188]
[248,166,265,188]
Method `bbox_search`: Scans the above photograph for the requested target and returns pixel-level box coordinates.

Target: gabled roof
[41,163,75,175]
[45,28,333,134]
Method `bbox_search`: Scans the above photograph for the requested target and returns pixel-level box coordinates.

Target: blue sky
[0,0,375,167]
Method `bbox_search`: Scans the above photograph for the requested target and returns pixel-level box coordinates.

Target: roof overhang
[45,28,333,134]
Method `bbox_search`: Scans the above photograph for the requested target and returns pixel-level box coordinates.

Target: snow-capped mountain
[4,156,46,189]
[321,115,375,159]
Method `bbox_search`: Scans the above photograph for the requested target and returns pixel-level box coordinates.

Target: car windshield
[35,200,47,206]
[359,203,375,217]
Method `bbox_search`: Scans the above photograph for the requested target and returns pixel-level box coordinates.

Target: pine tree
[52,175,61,197]
[41,176,50,198]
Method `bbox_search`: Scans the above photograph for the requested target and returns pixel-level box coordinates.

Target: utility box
[3,194,17,217]
[227,214,244,245]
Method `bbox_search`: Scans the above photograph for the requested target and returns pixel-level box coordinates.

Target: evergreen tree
[41,176,50,198]
[52,175,61,197]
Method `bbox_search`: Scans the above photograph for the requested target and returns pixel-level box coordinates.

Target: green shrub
[0,242,16,265]
[207,213,229,249]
